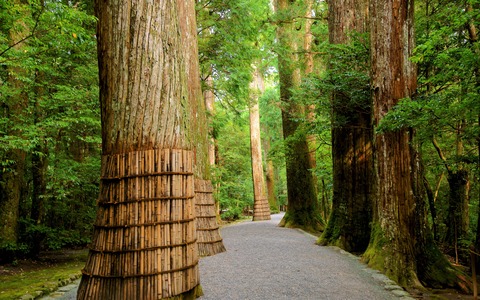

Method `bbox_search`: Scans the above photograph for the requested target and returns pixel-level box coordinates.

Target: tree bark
[446,169,470,248]
[319,0,373,253]
[365,0,462,289]
[78,1,202,298]
[262,133,279,212]
[177,0,225,257]
[275,0,323,232]
[204,74,217,167]
[304,0,317,178]
[249,67,270,221]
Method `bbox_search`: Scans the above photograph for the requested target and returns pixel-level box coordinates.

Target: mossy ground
[0,249,87,300]
[279,211,324,234]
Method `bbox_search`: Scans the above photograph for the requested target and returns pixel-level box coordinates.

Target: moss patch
[279,211,324,234]
[0,250,87,300]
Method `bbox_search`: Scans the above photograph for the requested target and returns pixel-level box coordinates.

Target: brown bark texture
[262,133,279,212]
[319,0,373,253]
[304,0,317,175]
[366,0,420,286]
[249,67,271,221]
[177,0,209,179]
[446,170,470,246]
[365,0,462,289]
[98,1,192,155]
[78,1,202,298]
[204,74,216,167]
[275,0,323,231]
[177,0,225,256]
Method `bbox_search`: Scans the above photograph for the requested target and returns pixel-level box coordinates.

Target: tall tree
[249,66,271,221]
[78,0,202,298]
[319,0,373,253]
[364,0,463,288]
[178,0,225,256]
[275,0,323,231]
[0,0,29,260]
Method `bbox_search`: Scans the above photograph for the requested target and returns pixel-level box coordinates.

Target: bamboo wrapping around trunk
[77,149,200,300]
[194,179,226,256]
[253,198,270,221]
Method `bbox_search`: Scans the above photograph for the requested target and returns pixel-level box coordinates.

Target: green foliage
[0,0,100,257]
[377,0,480,250]
[197,0,273,107]
[211,108,254,219]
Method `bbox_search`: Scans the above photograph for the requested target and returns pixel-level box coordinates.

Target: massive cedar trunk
[364,0,461,289]
[319,0,373,253]
[78,1,202,298]
[275,0,323,232]
[249,67,270,221]
[178,0,225,256]
[177,0,208,178]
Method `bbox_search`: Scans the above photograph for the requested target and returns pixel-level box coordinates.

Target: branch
[432,137,450,172]
[0,5,45,58]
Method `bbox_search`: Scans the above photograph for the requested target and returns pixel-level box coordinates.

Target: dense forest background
[0,0,478,278]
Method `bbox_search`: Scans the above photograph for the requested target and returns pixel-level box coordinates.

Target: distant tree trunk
[304,0,317,178]
[319,0,373,253]
[446,169,469,247]
[432,136,470,249]
[262,133,279,212]
[78,1,202,298]
[0,6,28,261]
[423,173,438,241]
[30,72,48,257]
[275,0,323,232]
[0,149,25,260]
[249,67,270,221]
[468,3,480,257]
[204,74,217,167]
[365,0,462,289]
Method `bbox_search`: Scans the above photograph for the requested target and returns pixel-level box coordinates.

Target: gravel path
[41,213,412,300]
[198,213,411,300]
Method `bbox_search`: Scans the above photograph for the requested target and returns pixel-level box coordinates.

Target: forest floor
[0,216,477,300]
[0,250,86,299]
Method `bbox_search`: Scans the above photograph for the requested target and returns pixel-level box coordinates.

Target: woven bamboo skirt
[78,149,200,299]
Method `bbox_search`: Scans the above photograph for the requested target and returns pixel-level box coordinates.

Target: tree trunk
[29,70,48,257]
[78,1,202,298]
[204,74,217,167]
[304,0,317,181]
[275,0,323,232]
[262,133,279,212]
[0,4,28,261]
[364,0,463,289]
[177,0,225,257]
[249,67,270,221]
[423,173,438,241]
[446,170,470,248]
[319,0,373,253]
[468,2,480,261]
